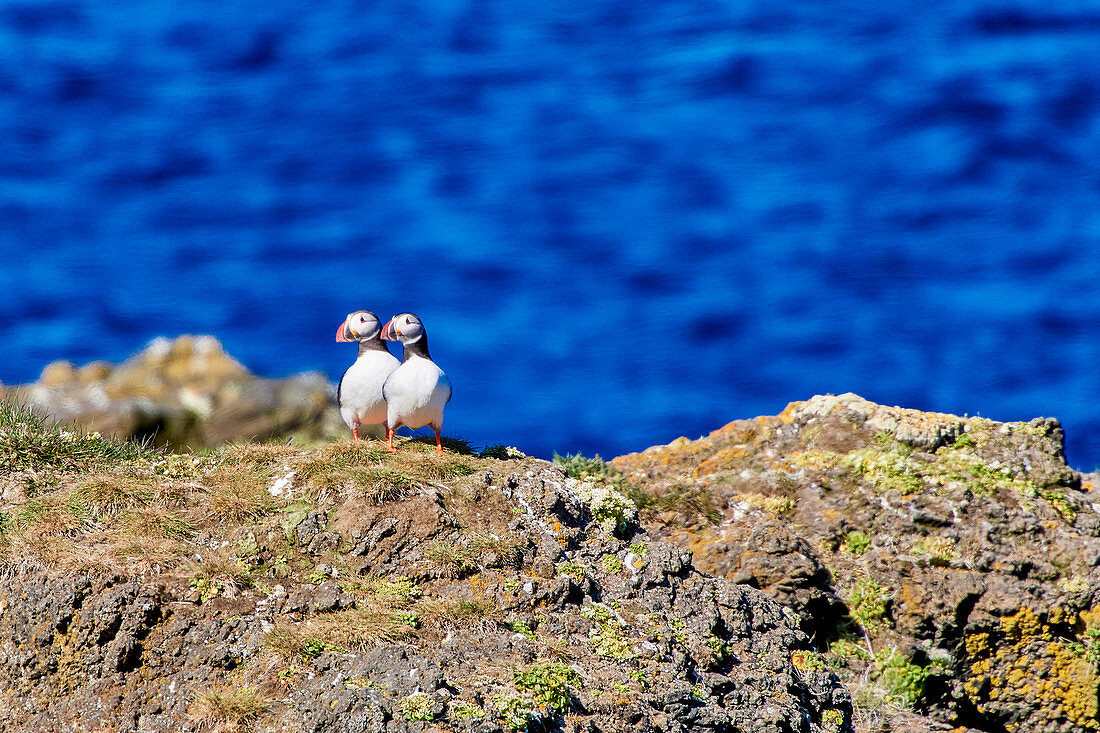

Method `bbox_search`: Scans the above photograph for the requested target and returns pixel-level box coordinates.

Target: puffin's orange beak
[336,318,353,342]
[380,319,397,341]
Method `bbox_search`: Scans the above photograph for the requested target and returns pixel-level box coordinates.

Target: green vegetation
[398,692,436,721]
[626,479,722,525]
[0,401,154,472]
[509,619,536,639]
[741,492,796,517]
[449,700,485,720]
[553,452,612,479]
[877,649,935,707]
[514,662,580,711]
[848,578,892,631]
[911,536,957,566]
[572,477,637,535]
[582,603,636,661]
[843,531,871,555]
[557,562,585,579]
[603,554,624,574]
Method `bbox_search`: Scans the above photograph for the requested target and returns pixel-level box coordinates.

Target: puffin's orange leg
[434,428,444,454]
[385,427,398,453]
[352,426,360,441]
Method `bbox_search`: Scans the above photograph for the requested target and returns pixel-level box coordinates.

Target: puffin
[335,309,400,441]
[379,312,452,453]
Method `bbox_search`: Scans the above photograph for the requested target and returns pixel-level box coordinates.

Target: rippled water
[1,0,1099,467]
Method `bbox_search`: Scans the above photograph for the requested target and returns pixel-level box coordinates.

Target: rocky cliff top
[3,341,1099,733]
[614,393,1100,733]
[0,401,847,733]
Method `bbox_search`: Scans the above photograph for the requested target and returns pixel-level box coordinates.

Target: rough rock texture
[613,393,1100,733]
[6,334,1098,733]
[2,335,344,449]
[0,448,849,733]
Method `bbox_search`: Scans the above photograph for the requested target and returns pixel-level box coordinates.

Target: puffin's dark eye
[359,316,366,323]
[405,317,411,325]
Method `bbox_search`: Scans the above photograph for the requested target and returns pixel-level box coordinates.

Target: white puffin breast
[340,350,400,427]
[384,358,452,430]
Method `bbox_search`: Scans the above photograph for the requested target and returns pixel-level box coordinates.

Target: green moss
[1042,490,1076,522]
[953,432,977,449]
[792,428,1042,502]
[398,692,435,721]
[557,562,585,579]
[844,446,924,495]
[843,531,871,555]
[603,554,624,574]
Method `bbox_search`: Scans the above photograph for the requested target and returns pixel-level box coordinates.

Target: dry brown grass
[417,596,506,631]
[72,471,156,517]
[203,464,275,524]
[188,684,270,731]
[265,604,418,662]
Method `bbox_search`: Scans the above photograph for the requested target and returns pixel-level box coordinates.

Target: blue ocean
[1,0,1099,469]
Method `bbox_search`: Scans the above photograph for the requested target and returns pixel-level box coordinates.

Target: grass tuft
[188,684,269,731]
[204,465,275,524]
[0,401,155,472]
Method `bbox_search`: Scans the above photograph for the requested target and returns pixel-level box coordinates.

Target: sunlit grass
[189,684,270,731]
[0,401,156,473]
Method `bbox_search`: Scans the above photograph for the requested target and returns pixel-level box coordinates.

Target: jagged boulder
[614,393,1100,733]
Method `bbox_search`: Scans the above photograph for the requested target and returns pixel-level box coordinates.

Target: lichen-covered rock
[3,335,343,449]
[613,393,1100,733]
[0,446,850,733]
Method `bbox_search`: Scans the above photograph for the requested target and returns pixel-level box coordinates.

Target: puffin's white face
[382,313,424,344]
[337,310,382,342]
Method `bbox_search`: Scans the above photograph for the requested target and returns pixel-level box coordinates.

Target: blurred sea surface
[1,0,1099,467]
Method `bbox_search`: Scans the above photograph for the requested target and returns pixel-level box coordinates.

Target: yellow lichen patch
[739,493,795,518]
[965,632,991,658]
[787,449,844,471]
[895,583,926,613]
[1000,608,1045,642]
[1048,642,1099,726]
[1080,607,1100,630]
[778,400,806,424]
[693,447,751,477]
[964,608,1100,731]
